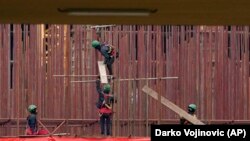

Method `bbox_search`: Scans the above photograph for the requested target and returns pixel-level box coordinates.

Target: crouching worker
[26,104,38,135]
[25,104,49,135]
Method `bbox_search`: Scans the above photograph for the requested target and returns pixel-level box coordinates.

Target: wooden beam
[97,61,108,83]
[142,85,205,125]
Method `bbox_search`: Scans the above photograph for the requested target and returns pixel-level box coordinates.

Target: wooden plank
[142,85,205,125]
[97,61,108,83]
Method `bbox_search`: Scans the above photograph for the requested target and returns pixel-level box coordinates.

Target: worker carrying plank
[180,104,197,125]
[142,85,204,125]
[92,40,119,76]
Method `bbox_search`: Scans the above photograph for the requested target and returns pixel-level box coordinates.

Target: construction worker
[26,104,38,135]
[95,78,113,135]
[92,40,119,76]
[180,104,197,125]
[95,78,114,109]
[99,101,113,136]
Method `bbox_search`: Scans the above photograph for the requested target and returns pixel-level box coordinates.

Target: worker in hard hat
[99,100,113,136]
[95,78,114,135]
[180,104,197,125]
[26,104,38,135]
[92,40,119,76]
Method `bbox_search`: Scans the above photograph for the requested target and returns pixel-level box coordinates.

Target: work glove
[96,79,101,85]
[110,96,115,104]
[102,100,106,105]
[116,51,119,58]
[110,95,117,103]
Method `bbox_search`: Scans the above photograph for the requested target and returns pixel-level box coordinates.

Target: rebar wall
[0,25,250,136]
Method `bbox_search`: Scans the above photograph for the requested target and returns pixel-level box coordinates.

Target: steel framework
[0,25,250,137]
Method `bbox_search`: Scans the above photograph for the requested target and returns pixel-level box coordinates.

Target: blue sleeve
[100,45,110,60]
[28,114,37,128]
[96,79,103,95]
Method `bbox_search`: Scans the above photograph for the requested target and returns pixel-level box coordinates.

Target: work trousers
[100,113,111,135]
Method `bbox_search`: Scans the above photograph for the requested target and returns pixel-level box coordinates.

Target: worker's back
[99,104,112,115]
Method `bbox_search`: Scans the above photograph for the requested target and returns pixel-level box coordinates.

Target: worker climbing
[180,104,197,125]
[95,77,114,136]
[92,40,119,77]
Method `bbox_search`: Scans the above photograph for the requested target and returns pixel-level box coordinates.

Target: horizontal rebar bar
[70,77,179,83]
[53,74,113,77]
[118,77,178,81]
[90,25,116,28]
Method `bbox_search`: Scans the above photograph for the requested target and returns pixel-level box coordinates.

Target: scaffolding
[0,25,250,137]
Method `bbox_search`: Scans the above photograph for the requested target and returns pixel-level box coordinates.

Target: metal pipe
[71,80,96,83]
[118,77,178,81]
[53,74,112,77]
[90,25,116,28]
[50,120,66,135]
[70,76,178,83]
[37,120,51,134]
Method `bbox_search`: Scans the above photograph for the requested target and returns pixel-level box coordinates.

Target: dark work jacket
[96,44,114,63]
[27,114,37,133]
